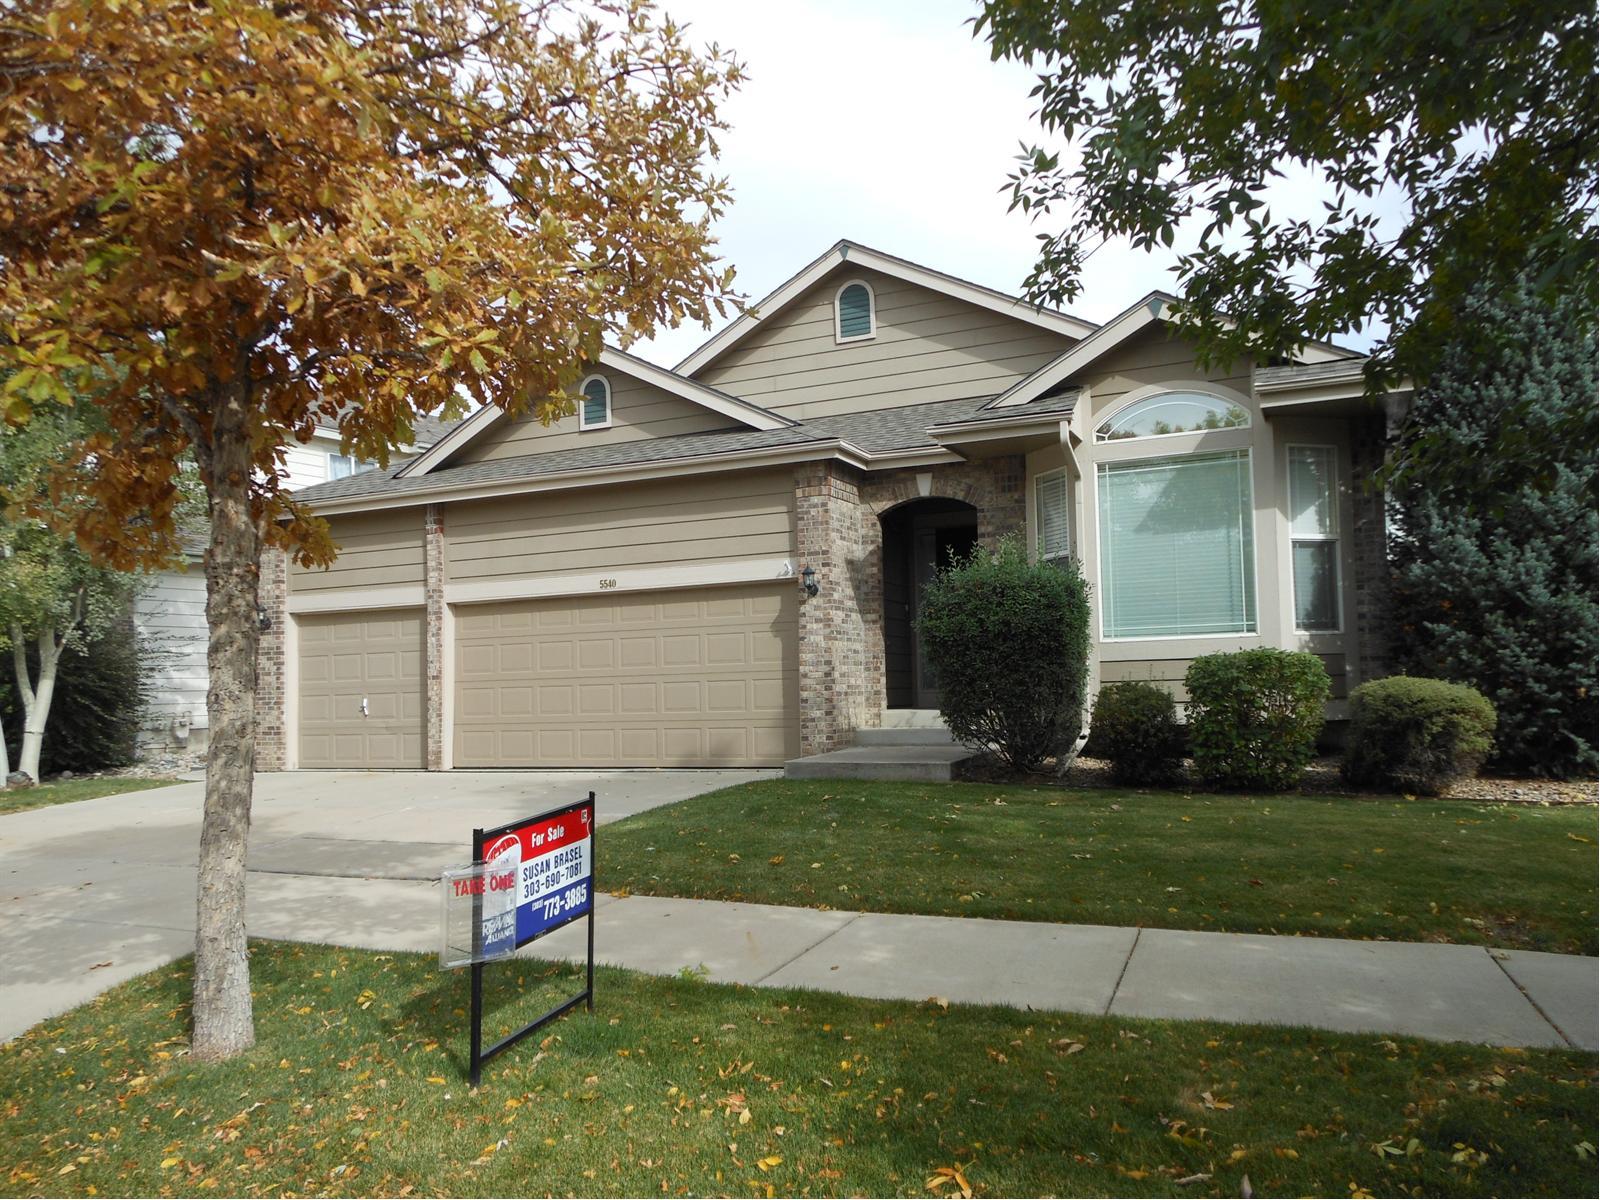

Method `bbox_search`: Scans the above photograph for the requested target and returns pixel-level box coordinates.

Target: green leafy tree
[977,0,1597,378]
[1386,280,1598,777]
[0,404,139,782]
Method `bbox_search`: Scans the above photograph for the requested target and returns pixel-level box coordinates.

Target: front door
[909,513,978,708]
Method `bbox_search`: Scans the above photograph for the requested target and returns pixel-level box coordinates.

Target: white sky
[634,0,1385,368]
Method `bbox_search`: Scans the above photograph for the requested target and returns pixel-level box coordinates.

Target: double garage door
[297,584,799,769]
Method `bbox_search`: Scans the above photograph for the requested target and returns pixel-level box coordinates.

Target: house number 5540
[598,578,617,589]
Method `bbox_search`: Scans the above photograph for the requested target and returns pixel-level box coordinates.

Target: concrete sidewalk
[242,877,1596,1052]
[2,771,1595,1052]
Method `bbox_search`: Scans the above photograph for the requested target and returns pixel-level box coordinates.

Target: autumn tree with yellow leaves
[0,0,742,1060]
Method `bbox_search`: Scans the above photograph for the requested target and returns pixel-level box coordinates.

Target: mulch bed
[959,752,1598,806]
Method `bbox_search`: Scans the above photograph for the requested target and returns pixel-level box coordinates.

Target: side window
[1288,445,1341,632]
[834,281,875,343]
[578,375,611,430]
[1034,470,1072,564]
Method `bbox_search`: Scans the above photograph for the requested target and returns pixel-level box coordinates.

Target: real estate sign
[439,794,598,1085]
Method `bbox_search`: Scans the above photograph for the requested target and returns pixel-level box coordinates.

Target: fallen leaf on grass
[925,1162,973,1198]
[1200,1090,1233,1110]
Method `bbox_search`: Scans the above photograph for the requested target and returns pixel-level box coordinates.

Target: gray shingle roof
[288,390,1080,508]
[289,422,832,505]
[1254,359,1369,387]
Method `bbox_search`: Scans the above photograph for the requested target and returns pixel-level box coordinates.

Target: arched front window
[1095,392,1248,442]
[578,374,611,430]
[835,281,875,342]
[1094,390,1256,640]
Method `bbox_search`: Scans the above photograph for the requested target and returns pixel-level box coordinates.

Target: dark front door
[882,500,978,709]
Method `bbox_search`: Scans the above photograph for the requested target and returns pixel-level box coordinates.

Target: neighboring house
[262,240,1406,772]
[134,416,456,756]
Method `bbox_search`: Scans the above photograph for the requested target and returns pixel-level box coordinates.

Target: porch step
[852,726,956,746]
[783,744,977,783]
[875,708,947,730]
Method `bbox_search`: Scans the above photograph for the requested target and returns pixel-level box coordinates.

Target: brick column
[253,543,288,771]
[423,504,447,770]
[794,462,871,754]
[1349,411,1391,687]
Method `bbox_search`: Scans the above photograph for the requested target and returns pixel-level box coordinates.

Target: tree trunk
[17,626,64,782]
[191,385,262,1062]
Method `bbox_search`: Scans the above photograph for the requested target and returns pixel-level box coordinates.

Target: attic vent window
[834,281,876,343]
[578,374,611,430]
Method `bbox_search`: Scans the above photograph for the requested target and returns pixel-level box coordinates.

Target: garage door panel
[454,584,798,767]
[298,609,425,769]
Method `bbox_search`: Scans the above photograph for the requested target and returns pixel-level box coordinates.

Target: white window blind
[1035,470,1071,562]
[1097,450,1257,639]
[1289,445,1340,631]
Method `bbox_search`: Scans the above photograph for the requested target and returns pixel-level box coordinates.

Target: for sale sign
[439,797,595,969]
[483,801,593,947]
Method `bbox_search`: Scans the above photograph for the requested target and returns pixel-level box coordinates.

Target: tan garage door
[298,610,425,768]
[454,584,799,768]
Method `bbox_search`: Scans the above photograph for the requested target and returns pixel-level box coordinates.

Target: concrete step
[875,708,946,730]
[853,726,956,747]
[784,744,976,783]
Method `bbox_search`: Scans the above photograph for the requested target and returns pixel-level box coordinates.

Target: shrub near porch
[600,781,1599,955]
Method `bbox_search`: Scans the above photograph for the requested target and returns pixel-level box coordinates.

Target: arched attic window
[834,280,876,343]
[578,374,611,430]
[1095,391,1248,442]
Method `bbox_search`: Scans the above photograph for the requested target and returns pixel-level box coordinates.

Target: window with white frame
[1034,469,1072,565]
[1095,392,1248,442]
[327,453,373,480]
[578,374,611,430]
[1288,445,1340,632]
[1098,449,1257,639]
[834,281,875,342]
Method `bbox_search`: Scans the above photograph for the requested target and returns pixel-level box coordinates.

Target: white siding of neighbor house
[134,566,209,742]
[695,268,1075,420]
[138,432,390,752]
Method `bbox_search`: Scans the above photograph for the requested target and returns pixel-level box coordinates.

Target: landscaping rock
[5,771,34,789]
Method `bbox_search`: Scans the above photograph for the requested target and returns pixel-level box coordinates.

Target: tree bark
[190,383,262,1061]
[16,625,65,782]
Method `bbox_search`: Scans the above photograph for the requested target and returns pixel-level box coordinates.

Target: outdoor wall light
[256,602,273,633]
[800,565,819,597]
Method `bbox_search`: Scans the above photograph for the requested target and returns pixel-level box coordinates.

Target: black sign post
[465,792,596,1087]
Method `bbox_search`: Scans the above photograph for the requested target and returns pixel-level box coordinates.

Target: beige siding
[289,509,426,593]
[1081,326,1254,426]
[1100,655,1348,705]
[451,373,735,466]
[696,269,1073,420]
[445,469,796,584]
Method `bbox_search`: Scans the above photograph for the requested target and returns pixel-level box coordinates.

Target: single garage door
[454,584,799,768]
[298,610,425,768]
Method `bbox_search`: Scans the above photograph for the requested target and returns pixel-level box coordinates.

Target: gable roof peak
[675,239,1099,377]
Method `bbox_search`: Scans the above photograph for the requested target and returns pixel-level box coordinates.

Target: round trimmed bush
[918,539,1090,773]
[1090,682,1185,786]
[1341,675,1497,795]
[1185,649,1330,790]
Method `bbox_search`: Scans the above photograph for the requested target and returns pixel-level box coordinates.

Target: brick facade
[793,455,1027,752]
[423,504,447,770]
[253,543,288,771]
[1348,411,1391,686]
[794,462,872,753]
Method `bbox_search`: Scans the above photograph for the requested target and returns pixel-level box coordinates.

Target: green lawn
[0,942,1593,1198]
[600,781,1600,955]
[0,774,179,816]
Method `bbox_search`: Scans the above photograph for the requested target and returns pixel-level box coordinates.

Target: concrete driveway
[0,769,772,1043]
